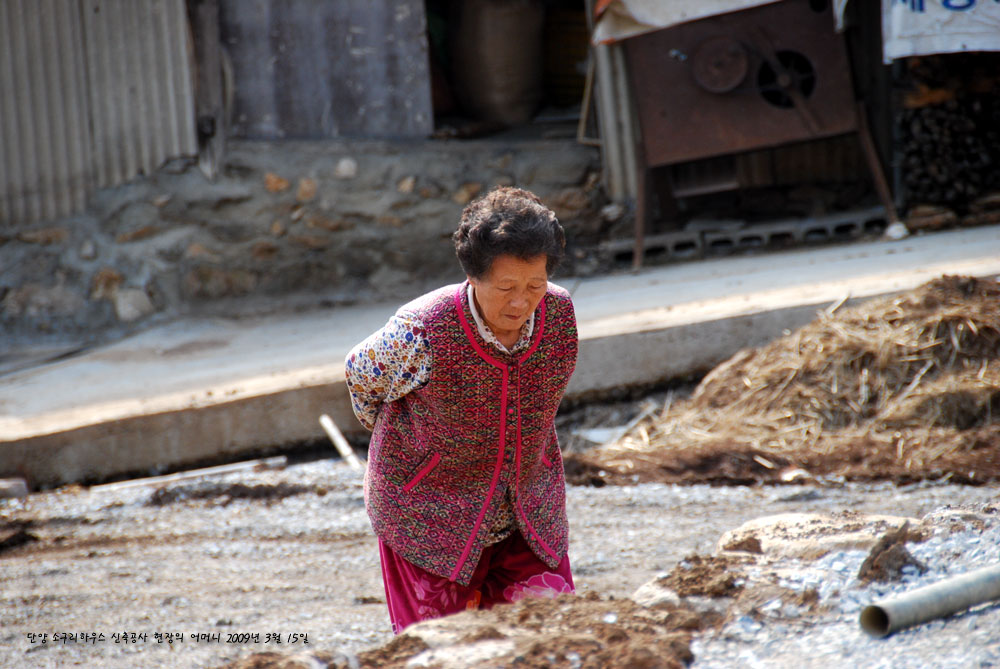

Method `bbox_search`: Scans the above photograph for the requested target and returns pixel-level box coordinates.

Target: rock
[333,157,358,179]
[111,202,161,242]
[397,175,416,193]
[0,478,29,499]
[403,639,516,669]
[452,182,482,205]
[778,467,815,484]
[264,172,291,193]
[487,153,513,170]
[116,225,161,243]
[656,554,745,598]
[721,535,763,554]
[601,202,625,222]
[306,216,353,232]
[184,243,221,262]
[632,579,682,609]
[857,522,927,584]
[518,148,594,186]
[289,235,331,250]
[17,227,69,245]
[113,288,155,322]
[183,267,257,299]
[251,241,280,261]
[376,214,404,228]
[79,239,97,260]
[717,512,920,560]
[2,282,85,318]
[152,194,172,208]
[90,267,124,300]
[883,221,911,241]
[548,186,590,220]
[368,265,411,289]
[919,507,993,533]
[296,178,317,203]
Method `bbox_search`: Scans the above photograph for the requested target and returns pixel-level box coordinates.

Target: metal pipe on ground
[859,563,1000,638]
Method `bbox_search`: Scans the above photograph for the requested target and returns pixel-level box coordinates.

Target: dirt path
[2,458,995,668]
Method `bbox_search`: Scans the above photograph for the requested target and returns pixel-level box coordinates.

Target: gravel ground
[2,458,998,668]
[691,506,1000,668]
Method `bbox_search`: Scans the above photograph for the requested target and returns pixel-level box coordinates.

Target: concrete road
[3,225,1000,487]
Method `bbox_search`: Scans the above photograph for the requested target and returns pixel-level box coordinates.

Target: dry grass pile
[577,275,1000,484]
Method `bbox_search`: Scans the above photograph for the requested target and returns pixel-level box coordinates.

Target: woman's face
[468,254,548,338]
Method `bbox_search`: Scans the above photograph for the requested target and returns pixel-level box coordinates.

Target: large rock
[717,512,919,560]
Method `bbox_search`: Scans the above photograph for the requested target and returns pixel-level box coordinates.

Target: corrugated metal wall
[0,0,92,225]
[0,0,197,228]
[219,0,433,140]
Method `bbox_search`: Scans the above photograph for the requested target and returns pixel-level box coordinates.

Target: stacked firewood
[896,54,1000,211]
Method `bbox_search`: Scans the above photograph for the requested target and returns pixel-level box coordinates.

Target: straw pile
[576,275,1000,484]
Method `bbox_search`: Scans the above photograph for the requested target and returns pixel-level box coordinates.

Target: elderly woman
[345,186,578,633]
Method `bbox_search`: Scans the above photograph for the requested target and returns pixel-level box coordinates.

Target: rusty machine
[621,0,898,266]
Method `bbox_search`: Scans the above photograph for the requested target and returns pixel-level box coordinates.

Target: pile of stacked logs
[895,54,1000,225]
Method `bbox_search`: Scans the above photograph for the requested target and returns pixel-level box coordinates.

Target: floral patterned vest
[364,282,578,585]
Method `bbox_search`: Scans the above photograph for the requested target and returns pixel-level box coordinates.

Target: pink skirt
[378,530,574,633]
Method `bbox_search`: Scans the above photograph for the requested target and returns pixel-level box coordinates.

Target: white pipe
[859,563,1000,638]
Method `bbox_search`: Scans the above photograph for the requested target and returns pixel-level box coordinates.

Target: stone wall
[1,138,605,349]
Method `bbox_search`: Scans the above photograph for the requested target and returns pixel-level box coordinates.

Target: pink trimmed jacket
[362,282,578,585]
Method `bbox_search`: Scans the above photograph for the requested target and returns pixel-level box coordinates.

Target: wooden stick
[319,414,363,471]
[90,456,287,493]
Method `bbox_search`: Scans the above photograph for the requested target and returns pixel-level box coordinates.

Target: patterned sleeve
[344,312,432,430]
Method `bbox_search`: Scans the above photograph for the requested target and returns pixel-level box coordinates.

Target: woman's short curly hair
[453,186,565,280]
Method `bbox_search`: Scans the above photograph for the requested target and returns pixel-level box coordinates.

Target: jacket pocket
[402,452,442,492]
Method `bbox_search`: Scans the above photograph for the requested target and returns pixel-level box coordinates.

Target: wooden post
[857,100,905,237]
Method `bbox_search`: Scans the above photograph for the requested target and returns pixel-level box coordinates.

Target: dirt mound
[660,554,747,598]
[219,592,701,668]
[567,276,1000,486]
